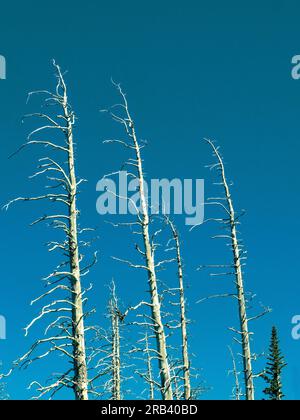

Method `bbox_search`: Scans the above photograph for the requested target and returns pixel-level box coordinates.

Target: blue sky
[0,0,300,399]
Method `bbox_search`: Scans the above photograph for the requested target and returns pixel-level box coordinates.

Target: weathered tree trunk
[60,67,88,400]
[228,346,241,400]
[206,139,254,400]
[167,219,191,400]
[145,333,155,400]
[110,296,121,400]
[131,123,173,400]
[107,86,173,399]
[3,62,92,400]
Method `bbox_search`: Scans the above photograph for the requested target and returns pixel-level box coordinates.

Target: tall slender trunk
[108,282,122,400]
[107,86,173,399]
[228,346,241,400]
[145,333,155,400]
[110,300,121,400]
[3,62,91,399]
[131,122,173,400]
[225,176,254,400]
[172,367,181,400]
[206,140,254,400]
[168,219,191,400]
[61,70,88,400]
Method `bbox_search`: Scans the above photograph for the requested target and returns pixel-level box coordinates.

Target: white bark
[166,218,191,400]
[3,62,90,400]
[105,84,173,400]
[135,134,173,400]
[206,139,254,400]
[228,346,241,400]
[109,285,121,400]
[145,333,155,400]
[59,65,89,400]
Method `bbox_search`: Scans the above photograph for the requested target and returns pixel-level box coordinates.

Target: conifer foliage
[263,327,286,400]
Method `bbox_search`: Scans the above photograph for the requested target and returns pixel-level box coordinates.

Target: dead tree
[101,83,173,399]
[2,61,95,399]
[228,346,242,400]
[110,283,122,400]
[144,332,155,400]
[202,139,259,400]
[165,217,191,400]
[90,282,134,400]
[128,330,157,400]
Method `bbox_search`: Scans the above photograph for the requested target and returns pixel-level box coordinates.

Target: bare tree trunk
[172,366,181,400]
[145,333,155,400]
[106,85,173,400]
[109,285,121,400]
[228,346,241,400]
[3,62,92,400]
[167,218,191,400]
[57,66,89,400]
[134,137,173,400]
[206,139,254,400]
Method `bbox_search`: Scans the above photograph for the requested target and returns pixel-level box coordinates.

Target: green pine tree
[262,326,286,400]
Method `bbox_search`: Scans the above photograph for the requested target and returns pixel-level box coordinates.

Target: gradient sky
[0,0,300,400]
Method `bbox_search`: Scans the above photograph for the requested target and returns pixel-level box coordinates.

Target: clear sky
[0,0,300,400]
